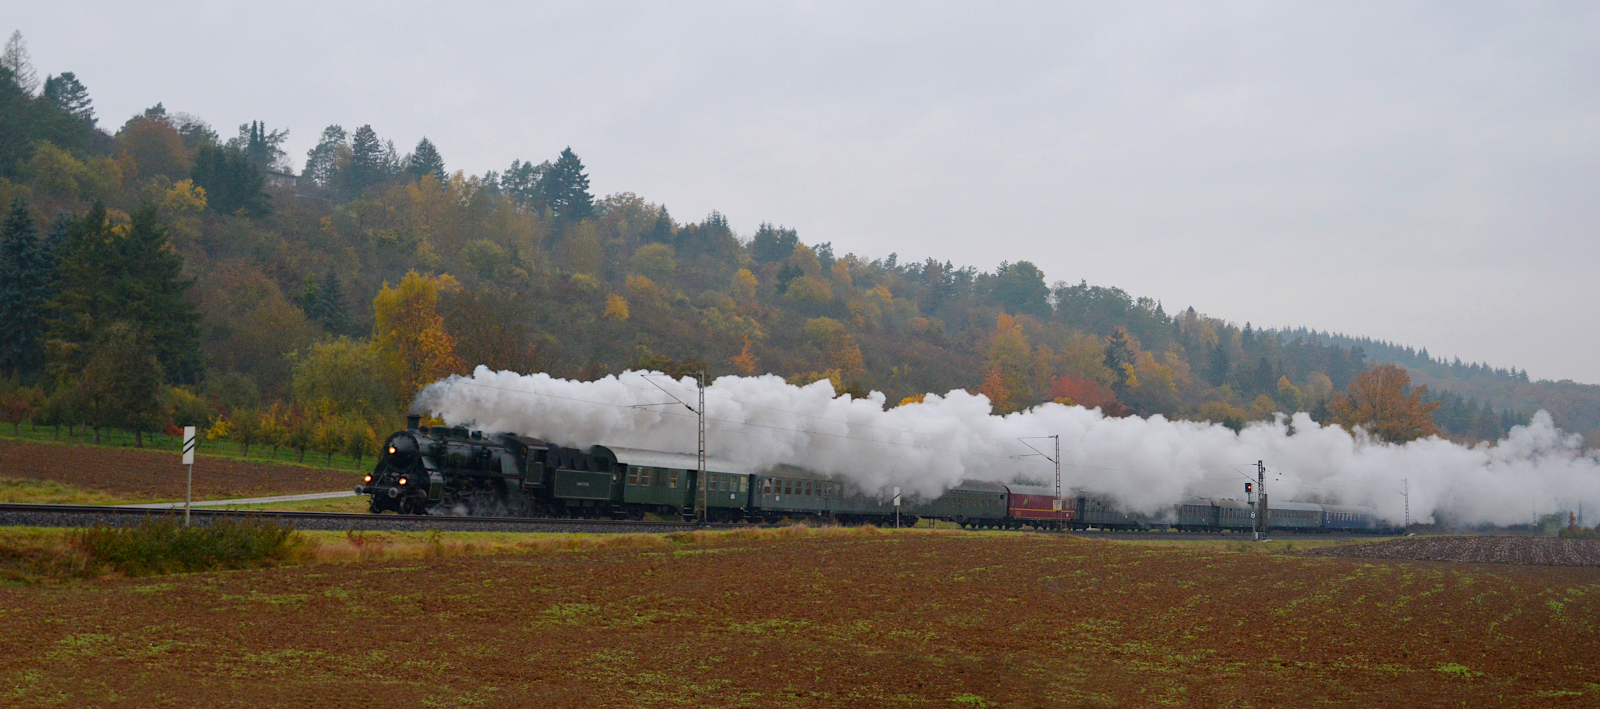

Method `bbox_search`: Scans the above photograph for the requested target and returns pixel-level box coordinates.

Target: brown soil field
[1301,535,1600,567]
[0,439,361,501]
[3,531,1599,708]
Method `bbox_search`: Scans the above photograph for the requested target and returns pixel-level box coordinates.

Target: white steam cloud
[416,367,1600,526]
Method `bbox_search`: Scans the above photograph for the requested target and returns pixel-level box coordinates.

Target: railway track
[0,503,1401,539]
[0,503,714,534]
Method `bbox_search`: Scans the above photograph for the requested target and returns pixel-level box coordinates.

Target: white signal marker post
[182,426,196,527]
[893,486,901,529]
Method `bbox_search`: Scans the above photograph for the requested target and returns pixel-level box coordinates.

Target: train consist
[355,417,1382,533]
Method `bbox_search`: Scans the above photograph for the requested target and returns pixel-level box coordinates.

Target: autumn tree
[73,322,163,446]
[291,337,394,421]
[118,116,191,181]
[990,260,1051,318]
[373,270,465,404]
[1326,364,1441,443]
[983,314,1035,412]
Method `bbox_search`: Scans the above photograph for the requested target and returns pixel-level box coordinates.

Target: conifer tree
[49,204,202,384]
[41,72,94,125]
[406,137,446,183]
[347,124,386,194]
[191,144,270,216]
[500,159,547,208]
[540,147,594,222]
[1,31,37,95]
[308,270,352,334]
[229,120,289,172]
[0,199,53,376]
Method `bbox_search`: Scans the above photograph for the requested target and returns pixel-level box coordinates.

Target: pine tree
[0,199,53,376]
[347,124,386,194]
[191,144,270,216]
[1104,327,1137,397]
[41,72,94,125]
[303,125,347,189]
[1,31,37,95]
[229,120,289,172]
[541,147,594,222]
[501,159,547,208]
[406,137,447,183]
[49,204,203,384]
[309,270,351,334]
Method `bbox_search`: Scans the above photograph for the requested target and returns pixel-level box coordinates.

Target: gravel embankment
[1298,535,1600,567]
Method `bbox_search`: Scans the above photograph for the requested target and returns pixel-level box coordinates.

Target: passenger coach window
[740,477,748,493]
[669,471,679,488]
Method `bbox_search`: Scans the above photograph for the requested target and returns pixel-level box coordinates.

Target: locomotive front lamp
[398,478,408,486]
[389,446,397,454]
[363,475,372,483]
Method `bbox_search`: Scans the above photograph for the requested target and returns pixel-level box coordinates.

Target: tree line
[0,30,1580,451]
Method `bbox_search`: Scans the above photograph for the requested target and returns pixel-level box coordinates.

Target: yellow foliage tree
[603,293,630,321]
[1326,364,1441,443]
[162,179,207,213]
[373,270,465,404]
[731,268,758,302]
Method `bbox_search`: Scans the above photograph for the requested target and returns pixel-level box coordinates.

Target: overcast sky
[13,2,1600,382]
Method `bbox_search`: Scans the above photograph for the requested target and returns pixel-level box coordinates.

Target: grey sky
[13,2,1600,381]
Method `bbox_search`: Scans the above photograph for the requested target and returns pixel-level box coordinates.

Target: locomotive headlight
[363,474,372,483]
[398,478,408,485]
[388,446,397,454]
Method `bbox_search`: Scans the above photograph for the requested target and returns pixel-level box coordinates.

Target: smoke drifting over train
[416,367,1600,526]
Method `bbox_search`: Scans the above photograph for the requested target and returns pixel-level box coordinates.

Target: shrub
[75,517,310,576]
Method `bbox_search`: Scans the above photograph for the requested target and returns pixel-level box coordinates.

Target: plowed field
[0,440,361,500]
[3,531,1597,708]
[1301,535,1600,567]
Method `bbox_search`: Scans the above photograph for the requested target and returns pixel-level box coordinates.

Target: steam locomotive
[354,416,1381,532]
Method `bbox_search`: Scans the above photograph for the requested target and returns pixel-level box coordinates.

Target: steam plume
[415,367,1600,526]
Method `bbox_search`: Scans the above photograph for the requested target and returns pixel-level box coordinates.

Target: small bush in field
[75,517,310,576]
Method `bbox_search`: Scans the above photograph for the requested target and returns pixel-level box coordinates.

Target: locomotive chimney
[406,414,421,431]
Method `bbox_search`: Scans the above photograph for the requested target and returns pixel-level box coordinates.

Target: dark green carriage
[590,446,695,517]
[752,465,840,521]
[907,481,1008,527]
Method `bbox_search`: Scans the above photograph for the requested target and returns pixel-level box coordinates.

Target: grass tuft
[75,517,312,577]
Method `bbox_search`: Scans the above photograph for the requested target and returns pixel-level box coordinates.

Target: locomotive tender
[354,416,1380,532]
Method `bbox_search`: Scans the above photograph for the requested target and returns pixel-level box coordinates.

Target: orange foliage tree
[1048,376,1132,417]
[373,270,465,404]
[1326,364,1441,443]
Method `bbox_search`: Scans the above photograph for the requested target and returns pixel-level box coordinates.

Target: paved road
[117,491,357,509]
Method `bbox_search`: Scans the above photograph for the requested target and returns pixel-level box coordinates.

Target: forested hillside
[2,33,1595,452]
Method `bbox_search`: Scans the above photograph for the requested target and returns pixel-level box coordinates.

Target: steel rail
[0,502,734,530]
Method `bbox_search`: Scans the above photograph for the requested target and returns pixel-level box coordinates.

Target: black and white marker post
[893,486,901,529]
[182,425,196,527]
